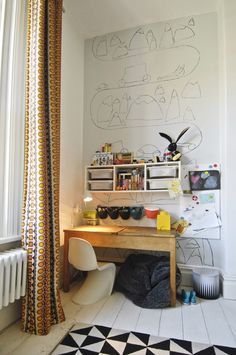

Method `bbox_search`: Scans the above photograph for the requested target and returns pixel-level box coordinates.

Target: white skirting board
[179,264,236,300]
[221,274,236,300]
[179,265,194,288]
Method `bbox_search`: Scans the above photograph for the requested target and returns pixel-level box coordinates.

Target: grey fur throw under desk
[114,253,181,308]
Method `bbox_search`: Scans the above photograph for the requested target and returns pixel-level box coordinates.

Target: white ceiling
[63,0,220,39]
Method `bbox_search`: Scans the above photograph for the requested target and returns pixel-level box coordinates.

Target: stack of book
[116,168,144,190]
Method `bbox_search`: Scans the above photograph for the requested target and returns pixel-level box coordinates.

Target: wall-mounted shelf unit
[86,161,181,193]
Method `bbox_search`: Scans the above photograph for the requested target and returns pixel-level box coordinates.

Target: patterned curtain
[21,0,65,335]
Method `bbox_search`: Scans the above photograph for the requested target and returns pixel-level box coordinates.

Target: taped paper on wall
[182,206,221,235]
[199,192,215,204]
[168,179,183,198]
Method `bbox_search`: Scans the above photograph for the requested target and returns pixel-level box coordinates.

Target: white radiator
[0,248,27,310]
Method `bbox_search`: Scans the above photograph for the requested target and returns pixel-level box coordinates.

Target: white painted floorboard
[112,298,141,331]
[201,299,236,348]
[135,307,162,335]
[93,292,126,327]
[219,298,236,341]
[75,297,108,324]
[158,301,183,339]
[182,302,209,344]
[0,285,236,355]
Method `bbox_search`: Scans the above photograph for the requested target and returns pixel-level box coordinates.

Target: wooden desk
[63,225,177,306]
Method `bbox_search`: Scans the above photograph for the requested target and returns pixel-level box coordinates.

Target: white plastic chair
[68,237,116,305]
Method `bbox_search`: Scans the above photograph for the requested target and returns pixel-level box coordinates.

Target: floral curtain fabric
[21,0,65,335]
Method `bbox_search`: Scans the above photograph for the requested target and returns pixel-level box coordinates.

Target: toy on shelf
[114,152,133,165]
[159,127,190,161]
[92,152,113,166]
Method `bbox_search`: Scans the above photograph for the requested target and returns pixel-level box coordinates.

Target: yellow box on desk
[157,211,171,231]
[83,210,97,219]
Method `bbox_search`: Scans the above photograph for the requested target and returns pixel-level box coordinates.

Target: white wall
[1,1,235,334]
[59,0,236,300]
[221,0,236,298]
[60,3,85,244]
[80,2,236,298]
[59,0,236,296]
[83,12,223,268]
[84,13,219,163]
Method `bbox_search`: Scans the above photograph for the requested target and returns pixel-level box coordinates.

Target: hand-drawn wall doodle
[83,12,220,267]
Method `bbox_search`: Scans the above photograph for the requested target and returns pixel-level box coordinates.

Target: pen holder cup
[107,207,119,219]
[119,207,130,220]
[130,206,144,220]
[96,206,108,219]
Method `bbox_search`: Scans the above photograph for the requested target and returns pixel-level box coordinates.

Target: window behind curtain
[0,0,27,243]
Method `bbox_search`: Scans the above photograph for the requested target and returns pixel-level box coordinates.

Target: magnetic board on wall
[189,170,220,191]
[180,163,221,240]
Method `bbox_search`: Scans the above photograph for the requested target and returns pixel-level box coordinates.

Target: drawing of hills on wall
[91,85,197,129]
[92,21,196,61]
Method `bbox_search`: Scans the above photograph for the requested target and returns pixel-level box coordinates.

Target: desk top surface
[64,225,176,238]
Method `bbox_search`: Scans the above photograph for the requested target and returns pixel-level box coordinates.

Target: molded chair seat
[68,238,116,305]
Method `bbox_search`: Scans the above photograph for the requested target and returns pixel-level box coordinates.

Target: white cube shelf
[85,161,181,193]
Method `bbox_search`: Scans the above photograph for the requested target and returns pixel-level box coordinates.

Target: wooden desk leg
[63,232,70,292]
[170,247,176,307]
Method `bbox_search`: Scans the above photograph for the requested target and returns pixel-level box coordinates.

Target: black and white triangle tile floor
[51,323,236,355]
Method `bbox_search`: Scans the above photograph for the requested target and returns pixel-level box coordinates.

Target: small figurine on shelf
[92,151,113,166]
[159,127,190,161]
